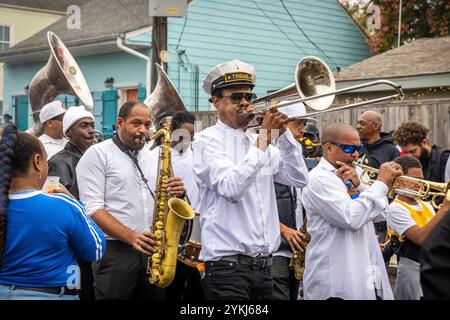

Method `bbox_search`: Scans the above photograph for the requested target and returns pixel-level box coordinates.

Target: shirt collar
[9,190,42,200]
[216,119,246,134]
[317,157,337,173]
[41,134,66,144]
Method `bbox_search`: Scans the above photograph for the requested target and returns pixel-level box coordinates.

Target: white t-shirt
[39,134,68,160]
[387,200,435,238]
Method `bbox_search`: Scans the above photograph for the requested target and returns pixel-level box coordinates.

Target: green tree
[340,0,449,53]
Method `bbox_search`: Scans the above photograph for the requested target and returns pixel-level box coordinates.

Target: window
[0,25,10,50]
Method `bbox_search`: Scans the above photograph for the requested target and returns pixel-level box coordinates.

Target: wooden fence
[193,98,450,149]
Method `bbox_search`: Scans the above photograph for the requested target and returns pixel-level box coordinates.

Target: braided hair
[0,125,44,267]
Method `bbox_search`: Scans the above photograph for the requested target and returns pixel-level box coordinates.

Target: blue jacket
[0,190,105,287]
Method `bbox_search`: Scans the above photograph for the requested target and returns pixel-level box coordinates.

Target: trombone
[353,162,450,209]
[241,56,404,119]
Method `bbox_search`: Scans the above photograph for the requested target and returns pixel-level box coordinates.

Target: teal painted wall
[3,50,150,128]
[166,0,372,111]
[2,0,372,125]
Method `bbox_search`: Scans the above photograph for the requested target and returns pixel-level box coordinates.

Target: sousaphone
[28,31,93,135]
[144,63,187,129]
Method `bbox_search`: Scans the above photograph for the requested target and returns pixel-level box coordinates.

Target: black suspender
[112,134,155,200]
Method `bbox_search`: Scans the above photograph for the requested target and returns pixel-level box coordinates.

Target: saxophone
[146,119,195,288]
[289,217,311,281]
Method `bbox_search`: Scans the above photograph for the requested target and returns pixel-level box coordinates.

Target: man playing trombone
[301,123,402,300]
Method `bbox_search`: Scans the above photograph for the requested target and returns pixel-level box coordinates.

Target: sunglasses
[50,114,64,122]
[327,141,363,154]
[220,92,257,104]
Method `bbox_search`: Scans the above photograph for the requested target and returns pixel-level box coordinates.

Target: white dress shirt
[301,157,393,300]
[192,120,309,261]
[171,145,202,242]
[39,134,68,160]
[171,146,201,211]
[76,139,158,240]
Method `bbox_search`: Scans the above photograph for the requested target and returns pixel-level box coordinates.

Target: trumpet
[353,162,450,209]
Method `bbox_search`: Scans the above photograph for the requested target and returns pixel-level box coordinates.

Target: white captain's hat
[203,60,256,96]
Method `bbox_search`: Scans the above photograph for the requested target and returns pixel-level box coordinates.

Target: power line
[252,0,309,56]
[176,15,189,50]
[279,0,339,69]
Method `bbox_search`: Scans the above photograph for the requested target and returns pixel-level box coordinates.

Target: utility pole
[151,16,167,92]
[398,0,403,47]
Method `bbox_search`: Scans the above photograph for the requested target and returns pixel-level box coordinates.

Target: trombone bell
[295,56,335,111]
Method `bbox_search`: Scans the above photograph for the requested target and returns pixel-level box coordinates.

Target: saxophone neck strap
[112,134,155,200]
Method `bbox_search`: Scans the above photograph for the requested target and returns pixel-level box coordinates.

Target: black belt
[11,285,79,296]
[219,254,273,269]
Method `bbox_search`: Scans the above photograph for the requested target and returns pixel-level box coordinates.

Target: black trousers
[92,240,165,300]
[272,256,300,300]
[77,259,94,300]
[165,261,205,301]
[374,221,388,244]
[201,257,273,300]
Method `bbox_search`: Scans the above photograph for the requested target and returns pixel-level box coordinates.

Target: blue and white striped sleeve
[57,194,106,261]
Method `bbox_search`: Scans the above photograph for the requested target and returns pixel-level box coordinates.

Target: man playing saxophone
[76,101,186,300]
[301,123,402,300]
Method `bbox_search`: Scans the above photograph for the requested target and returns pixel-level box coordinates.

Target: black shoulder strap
[426,147,448,182]
[112,135,155,200]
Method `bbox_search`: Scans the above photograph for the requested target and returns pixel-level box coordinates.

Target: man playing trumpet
[301,123,402,300]
[193,60,309,300]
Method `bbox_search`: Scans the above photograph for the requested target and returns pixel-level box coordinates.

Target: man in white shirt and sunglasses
[301,123,402,300]
[193,60,309,300]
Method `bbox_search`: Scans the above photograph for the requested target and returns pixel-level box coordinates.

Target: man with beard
[76,101,186,300]
[393,121,449,184]
[193,60,309,300]
[47,106,96,300]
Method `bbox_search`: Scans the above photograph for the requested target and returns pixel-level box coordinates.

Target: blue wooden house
[0,0,372,136]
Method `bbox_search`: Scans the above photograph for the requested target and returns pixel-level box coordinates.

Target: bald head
[361,111,382,127]
[322,123,361,167]
[322,123,358,143]
[356,110,382,143]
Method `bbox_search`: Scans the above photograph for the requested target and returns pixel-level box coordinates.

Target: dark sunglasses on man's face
[327,141,363,154]
[50,114,64,122]
[221,92,257,104]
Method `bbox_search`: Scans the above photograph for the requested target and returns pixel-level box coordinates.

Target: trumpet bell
[295,56,335,111]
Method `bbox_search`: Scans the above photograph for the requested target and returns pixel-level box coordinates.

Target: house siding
[3,49,149,128]
[166,0,372,111]
[2,0,372,127]
[0,6,64,108]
